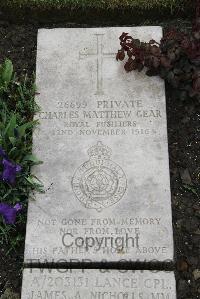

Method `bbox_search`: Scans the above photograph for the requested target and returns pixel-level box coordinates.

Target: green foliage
[0,59,13,90]
[0,59,43,252]
[183,184,199,198]
[0,288,20,299]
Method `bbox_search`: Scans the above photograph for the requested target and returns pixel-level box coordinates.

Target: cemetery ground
[0,18,199,299]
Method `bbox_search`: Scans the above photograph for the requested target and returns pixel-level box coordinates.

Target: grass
[0,0,193,12]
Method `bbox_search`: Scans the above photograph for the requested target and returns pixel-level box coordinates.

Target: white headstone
[21,269,177,299]
[24,27,174,263]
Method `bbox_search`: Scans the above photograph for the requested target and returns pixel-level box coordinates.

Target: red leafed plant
[116,1,200,100]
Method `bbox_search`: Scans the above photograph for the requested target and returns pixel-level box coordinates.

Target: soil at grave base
[0,21,199,299]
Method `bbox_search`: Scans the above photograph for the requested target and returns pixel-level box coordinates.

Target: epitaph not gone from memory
[24,27,174,263]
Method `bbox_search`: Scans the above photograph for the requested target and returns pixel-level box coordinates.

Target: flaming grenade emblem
[72,141,127,212]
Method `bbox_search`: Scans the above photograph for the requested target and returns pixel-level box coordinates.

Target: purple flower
[0,147,7,158]
[0,203,23,224]
[1,159,22,185]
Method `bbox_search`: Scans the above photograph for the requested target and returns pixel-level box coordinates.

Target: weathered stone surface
[24,27,174,263]
[21,269,176,299]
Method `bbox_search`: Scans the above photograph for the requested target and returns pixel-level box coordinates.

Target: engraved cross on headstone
[79,34,116,95]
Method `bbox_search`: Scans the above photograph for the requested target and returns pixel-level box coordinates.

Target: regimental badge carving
[72,141,127,212]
